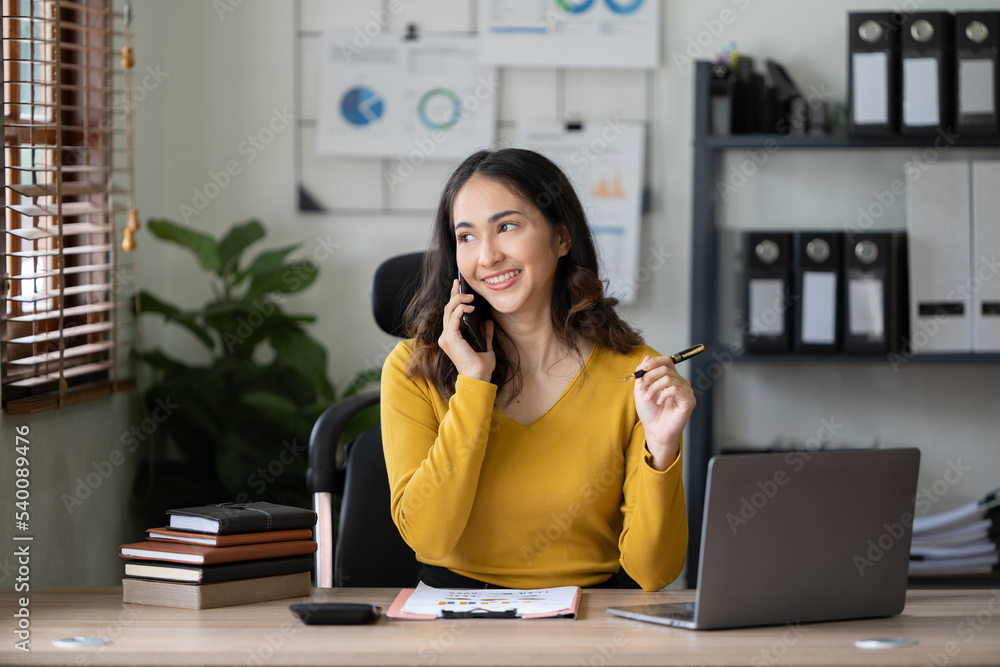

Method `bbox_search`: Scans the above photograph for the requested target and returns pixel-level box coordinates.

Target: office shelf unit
[685,61,1000,587]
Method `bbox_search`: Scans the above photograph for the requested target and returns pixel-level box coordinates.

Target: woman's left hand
[632,355,696,471]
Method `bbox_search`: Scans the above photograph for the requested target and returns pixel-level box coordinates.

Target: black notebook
[124,554,314,584]
[166,502,317,535]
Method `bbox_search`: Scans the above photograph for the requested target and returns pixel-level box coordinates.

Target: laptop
[607,448,920,630]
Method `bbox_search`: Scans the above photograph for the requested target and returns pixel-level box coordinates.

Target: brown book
[122,571,311,609]
[146,527,313,547]
[119,539,316,565]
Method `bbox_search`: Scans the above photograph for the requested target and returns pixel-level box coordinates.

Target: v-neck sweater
[381,339,688,591]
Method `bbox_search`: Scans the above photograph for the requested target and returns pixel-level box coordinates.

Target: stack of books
[909,490,999,579]
[119,502,318,609]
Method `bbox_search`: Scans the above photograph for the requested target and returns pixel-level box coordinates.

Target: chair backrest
[371,251,425,336]
[335,425,422,587]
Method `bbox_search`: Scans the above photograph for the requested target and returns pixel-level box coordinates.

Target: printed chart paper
[315,31,497,159]
[517,120,645,303]
[401,582,579,617]
[479,0,660,69]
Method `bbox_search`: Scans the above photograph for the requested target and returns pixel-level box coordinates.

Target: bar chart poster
[517,120,645,303]
[315,31,497,159]
[479,0,659,69]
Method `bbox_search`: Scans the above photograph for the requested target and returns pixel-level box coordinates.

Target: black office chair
[308,251,424,587]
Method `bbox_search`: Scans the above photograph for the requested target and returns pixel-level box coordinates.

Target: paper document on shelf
[849,278,884,337]
[400,582,579,617]
[801,271,837,344]
[903,57,940,127]
[852,52,888,124]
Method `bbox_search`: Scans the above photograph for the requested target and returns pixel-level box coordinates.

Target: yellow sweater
[381,339,687,591]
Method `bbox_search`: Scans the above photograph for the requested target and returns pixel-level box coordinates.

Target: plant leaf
[269,323,334,400]
[242,261,318,304]
[240,390,301,419]
[137,290,215,351]
[236,243,301,285]
[171,313,216,351]
[217,220,266,277]
[137,290,180,318]
[148,219,223,275]
[139,347,187,373]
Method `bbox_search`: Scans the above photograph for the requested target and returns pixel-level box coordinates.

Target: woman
[381,148,693,591]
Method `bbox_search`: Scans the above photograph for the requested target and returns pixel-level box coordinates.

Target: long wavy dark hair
[403,148,643,403]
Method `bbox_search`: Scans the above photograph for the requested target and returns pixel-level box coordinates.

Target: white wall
[135,0,1000,512]
[8,0,996,586]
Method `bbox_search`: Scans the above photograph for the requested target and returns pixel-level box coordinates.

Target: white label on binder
[903,57,940,127]
[960,59,996,115]
[849,278,885,337]
[852,52,889,124]
[801,271,837,344]
[748,279,786,336]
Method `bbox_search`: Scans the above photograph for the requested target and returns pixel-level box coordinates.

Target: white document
[906,161,972,353]
[903,57,940,127]
[848,277,884,337]
[801,271,837,345]
[479,0,660,69]
[315,31,497,159]
[401,582,579,617]
[972,161,1000,352]
[748,279,786,337]
[960,59,996,115]
[852,52,889,125]
[517,120,645,303]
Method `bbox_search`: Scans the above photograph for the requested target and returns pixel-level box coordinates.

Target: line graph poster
[315,31,497,159]
[517,120,645,303]
[479,0,660,69]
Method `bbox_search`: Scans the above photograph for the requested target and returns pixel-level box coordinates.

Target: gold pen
[622,344,706,382]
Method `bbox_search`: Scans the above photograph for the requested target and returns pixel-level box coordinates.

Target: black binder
[743,232,792,354]
[793,233,842,354]
[843,232,909,354]
[848,12,901,136]
[901,11,955,135]
[955,12,1000,135]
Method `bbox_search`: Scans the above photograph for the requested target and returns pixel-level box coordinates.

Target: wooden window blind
[2,0,136,414]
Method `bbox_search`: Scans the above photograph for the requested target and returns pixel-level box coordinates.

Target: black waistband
[418,564,624,589]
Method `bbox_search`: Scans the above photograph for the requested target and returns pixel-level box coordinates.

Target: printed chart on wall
[479,0,659,69]
[517,120,645,303]
[315,31,497,159]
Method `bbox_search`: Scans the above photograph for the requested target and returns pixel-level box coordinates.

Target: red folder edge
[385,587,581,620]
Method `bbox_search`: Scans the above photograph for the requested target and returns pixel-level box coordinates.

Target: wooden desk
[2,587,999,666]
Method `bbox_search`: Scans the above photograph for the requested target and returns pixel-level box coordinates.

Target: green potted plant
[132,219,378,515]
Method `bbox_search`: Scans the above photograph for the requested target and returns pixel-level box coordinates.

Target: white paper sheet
[903,57,940,127]
[315,31,497,159]
[801,271,837,345]
[516,120,645,303]
[748,279,786,336]
[852,52,889,125]
[479,0,660,69]
[401,582,579,617]
[959,59,996,115]
[848,277,884,337]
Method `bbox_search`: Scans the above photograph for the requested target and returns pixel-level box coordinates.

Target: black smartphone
[458,270,489,353]
[289,602,381,625]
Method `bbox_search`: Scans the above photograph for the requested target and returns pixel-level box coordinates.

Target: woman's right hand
[438,279,496,382]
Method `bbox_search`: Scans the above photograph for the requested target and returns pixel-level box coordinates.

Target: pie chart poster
[316,30,497,160]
